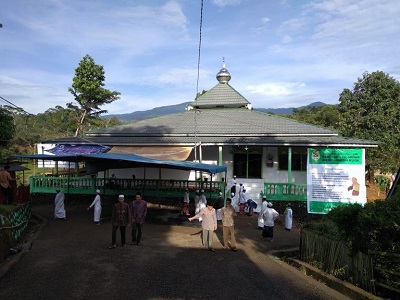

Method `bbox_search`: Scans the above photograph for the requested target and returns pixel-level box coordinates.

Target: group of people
[188,197,237,252]
[51,188,148,249]
[109,192,147,249]
[258,196,293,241]
[51,175,293,251]
[230,176,258,216]
[181,175,294,250]
[53,188,99,222]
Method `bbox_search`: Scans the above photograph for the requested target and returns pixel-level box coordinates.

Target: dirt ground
[366,182,387,202]
[0,203,364,300]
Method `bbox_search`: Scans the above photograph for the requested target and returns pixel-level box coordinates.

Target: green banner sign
[309,148,363,165]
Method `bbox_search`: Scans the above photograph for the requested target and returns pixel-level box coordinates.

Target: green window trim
[278,147,308,171]
[232,147,263,179]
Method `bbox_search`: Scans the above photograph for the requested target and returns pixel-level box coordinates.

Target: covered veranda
[14,153,227,201]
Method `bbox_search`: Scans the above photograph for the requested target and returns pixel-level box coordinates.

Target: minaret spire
[216,57,231,83]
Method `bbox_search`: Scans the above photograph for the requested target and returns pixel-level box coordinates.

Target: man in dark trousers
[130,192,147,246]
[0,165,15,204]
[109,195,131,249]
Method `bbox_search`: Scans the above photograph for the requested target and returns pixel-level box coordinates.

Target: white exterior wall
[105,167,193,180]
[224,146,307,212]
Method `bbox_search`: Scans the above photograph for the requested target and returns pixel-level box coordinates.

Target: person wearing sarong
[284,203,293,231]
[188,201,217,251]
[54,188,66,220]
[238,188,247,215]
[181,189,190,215]
[87,189,102,225]
[109,195,131,249]
[262,202,279,241]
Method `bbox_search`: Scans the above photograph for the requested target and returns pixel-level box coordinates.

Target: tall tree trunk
[74,110,87,137]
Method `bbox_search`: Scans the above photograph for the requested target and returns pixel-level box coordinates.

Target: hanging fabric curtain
[46,144,110,155]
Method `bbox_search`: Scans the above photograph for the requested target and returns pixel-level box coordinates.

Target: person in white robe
[284,203,293,231]
[215,192,224,221]
[231,192,239,213]
[194,190,200,215]
[54,188,66,220]
[87,189,102,225]
[198,189,207,222]
[258,196,268,228]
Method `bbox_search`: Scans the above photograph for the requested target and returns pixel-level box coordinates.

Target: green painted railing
[264,183,307,201]
[29,176,225,199]
[0,202,31,243]
[29,177,308,201]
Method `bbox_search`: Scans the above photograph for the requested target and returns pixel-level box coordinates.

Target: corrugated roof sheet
[85,108,338,136]
[42,134,378,147]
[190,83,250,108]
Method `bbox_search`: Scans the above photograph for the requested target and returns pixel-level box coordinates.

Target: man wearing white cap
[258,196,268,228]
[262,202,279,241]
[109,194,131,249]
[87,189,102,225]
[230,175,237,195]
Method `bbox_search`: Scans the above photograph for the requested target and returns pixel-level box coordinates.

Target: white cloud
[211,0,244,7]
[246,82,306,97]
[261,17,271,24]
[1,0,399,115]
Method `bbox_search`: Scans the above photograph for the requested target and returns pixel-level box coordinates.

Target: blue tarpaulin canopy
[14,153,226,174]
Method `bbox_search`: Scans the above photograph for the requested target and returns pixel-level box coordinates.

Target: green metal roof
[85,108,338,136]
[190,82,250,108]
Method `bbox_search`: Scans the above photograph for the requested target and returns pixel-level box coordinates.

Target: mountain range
[104,101,326,121]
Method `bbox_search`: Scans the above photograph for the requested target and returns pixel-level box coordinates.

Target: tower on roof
[216,57,231,84]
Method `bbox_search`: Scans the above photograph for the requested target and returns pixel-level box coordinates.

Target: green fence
[29,176,311,202]
[29,176,225,200]
[0,202,32,261]
[264,183,307,201]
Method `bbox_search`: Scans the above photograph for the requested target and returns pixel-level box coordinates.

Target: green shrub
[303,218,341,240]
[374,175,391,191]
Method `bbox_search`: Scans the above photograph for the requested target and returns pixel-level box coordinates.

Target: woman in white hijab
[87,189,102,225]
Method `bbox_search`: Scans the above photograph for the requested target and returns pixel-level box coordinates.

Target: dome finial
[216,57,231,83]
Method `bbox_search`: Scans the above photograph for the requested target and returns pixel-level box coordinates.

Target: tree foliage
[289,105,340,129]
[10,106,126,155]
[68,54,120,137]
[338,71,400,173]
[0,106,15,148]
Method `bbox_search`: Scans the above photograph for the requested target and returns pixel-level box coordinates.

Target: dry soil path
[0,204,351,300]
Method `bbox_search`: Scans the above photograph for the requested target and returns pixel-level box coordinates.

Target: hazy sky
[1,0,399,115]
